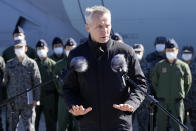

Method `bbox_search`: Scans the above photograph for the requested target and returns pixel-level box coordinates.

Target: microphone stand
[122,73,188,131]
[0,79,55,108]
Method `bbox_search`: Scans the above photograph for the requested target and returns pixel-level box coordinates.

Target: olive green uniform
[35,57,58,131]
[53,57,78,131]
[49,54,65,62]
[152,59,192,131]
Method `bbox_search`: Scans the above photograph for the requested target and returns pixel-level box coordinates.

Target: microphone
[111,54,128,88]
[56,56,88,82]
[70,56,88,72]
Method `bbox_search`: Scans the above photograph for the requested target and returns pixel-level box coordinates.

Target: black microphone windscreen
[70,56,88,72]
[111,54,128,73]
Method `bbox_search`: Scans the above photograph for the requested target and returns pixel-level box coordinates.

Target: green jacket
[35,57,57,104]
[49,54,65,62]
[2,45,37,63]
[152,59,192,101]
[53,57,67,96]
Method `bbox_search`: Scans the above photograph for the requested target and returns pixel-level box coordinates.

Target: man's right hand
[69,105,92,116]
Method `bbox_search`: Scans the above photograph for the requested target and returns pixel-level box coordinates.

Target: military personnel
[2,26,37,63]
[64,38,77,58]
[34,39,58,131]
[111,32,124,43]
[132,44,149,131]
[152,39,192,131]
[4,39,41,131]
[0,56,5,131]
[53,38,78,131]
[181,46,196,130]
[145,36,167,129]
[145,36,167,71]
[50,37,65,62]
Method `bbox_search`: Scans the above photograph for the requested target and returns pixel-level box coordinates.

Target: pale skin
[14,45,37,107]
[69,12,134,116]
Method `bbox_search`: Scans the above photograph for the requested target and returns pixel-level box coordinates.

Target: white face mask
[182,53,192,61]
[166,51,178,60]
[156,44,165,52]
[15,47,25,57]
[37,49,47,58]
[14,36,25,41]
[136,53,143,61]
[54,47,63,55]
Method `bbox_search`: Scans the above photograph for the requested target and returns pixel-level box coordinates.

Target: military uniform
[53,57,79,131]
[0,56,5,131]
[35,57,58,131]
[4,55,41,131]
[152,59,192,131]
[146,51,165,75]
[185,58,196,130]
[49,54,65,62]
[2,45,37,63]
[133,59,149,131]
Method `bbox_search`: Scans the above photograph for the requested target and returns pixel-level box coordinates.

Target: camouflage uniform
[2,45,37,63]
[0,56,5,131]
[4,55,41,131]
[53,57,79,131]
[133,58,149,131]
[185,58,196,131]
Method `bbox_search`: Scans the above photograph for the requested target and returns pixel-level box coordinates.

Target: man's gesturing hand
[69,105,92,116]
[113,104,134,112]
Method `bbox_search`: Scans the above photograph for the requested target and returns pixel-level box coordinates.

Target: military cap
[154,36,167,44]
[14,39,27,46]
[52,37,63,46]
[13,26,24,35]
[133,44,144,51]
[36,39,48,48]
[165,38,178,49]
[182,46,194,53]
[65,38,77,47]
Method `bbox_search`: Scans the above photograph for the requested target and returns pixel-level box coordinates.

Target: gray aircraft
[0,0,196,54]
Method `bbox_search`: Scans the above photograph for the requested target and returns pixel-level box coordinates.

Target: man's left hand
[113,104,134,112]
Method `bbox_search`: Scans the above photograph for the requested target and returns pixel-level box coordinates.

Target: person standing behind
[2,26,37,63]
[34,39,58,131]
[132,44,149,131]
[4,39,41,131]
[181,46,196,130]
[50,37,65,62]
[53,38,78,131]
[146,36,167,72]
[64,38,77,58]
[152,39,192,131]
[63,5,147,131]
